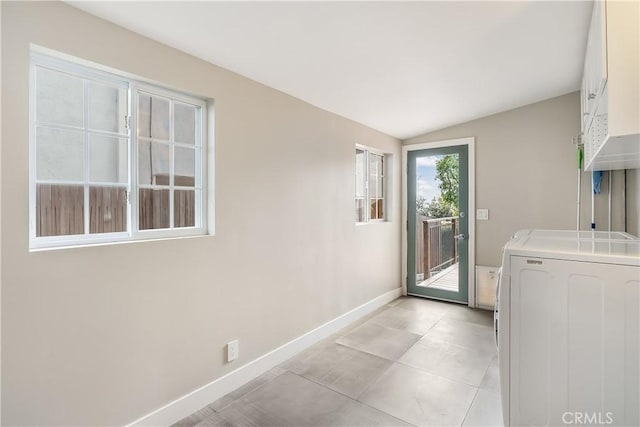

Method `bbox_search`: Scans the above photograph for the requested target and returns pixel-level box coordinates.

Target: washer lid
[504,229,640,265]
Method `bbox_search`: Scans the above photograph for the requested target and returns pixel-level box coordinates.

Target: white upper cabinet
[582,0,639,171]
[581,0,607,132]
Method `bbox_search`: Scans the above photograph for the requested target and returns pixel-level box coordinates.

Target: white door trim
[401,137,476,307]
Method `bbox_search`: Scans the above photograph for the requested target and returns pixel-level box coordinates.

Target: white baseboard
[127,287,402,427]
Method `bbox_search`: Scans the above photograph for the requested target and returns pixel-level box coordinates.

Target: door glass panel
[414,153,460,293]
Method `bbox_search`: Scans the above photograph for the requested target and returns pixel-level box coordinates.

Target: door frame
[402,137,476,307]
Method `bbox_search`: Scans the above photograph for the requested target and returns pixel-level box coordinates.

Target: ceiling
[69,1,593,140]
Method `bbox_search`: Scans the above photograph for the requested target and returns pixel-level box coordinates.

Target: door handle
[454,233,466,241]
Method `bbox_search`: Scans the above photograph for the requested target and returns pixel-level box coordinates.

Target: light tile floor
[174,297,503,427]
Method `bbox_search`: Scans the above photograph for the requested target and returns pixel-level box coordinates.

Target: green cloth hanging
[578,146,583,170]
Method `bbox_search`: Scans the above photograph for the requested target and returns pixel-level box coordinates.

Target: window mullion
[197,106,204,228]
[377,154,380,220]
[381,157,385,220]
[131,86,139,237]
[126,85,134,238]
[29,63,37,241]
[83,79,90,235]
[169,100,175,229]
[195,146,202,228]
[365,150,370,223]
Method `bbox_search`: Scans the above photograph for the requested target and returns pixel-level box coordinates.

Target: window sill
[29,231,212,253]
[356,220,389,226]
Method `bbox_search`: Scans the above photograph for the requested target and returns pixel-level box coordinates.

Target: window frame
[29,52,209,250]
[131,82,207,240]
[355,144,387,224]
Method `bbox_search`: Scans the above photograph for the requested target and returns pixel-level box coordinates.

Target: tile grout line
[475,354,496,391]
[354,400,420,427]
[285,370,417,427]
[282,346,391,401]
[280,328,417,426]
[179,297,496,427]
[393,358,491,390]
[460,387,481,427]
[207,368,287,415]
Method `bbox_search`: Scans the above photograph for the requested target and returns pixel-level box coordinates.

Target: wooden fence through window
[36,182,194,237]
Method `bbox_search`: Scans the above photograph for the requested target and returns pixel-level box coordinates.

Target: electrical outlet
[227,340,239,362]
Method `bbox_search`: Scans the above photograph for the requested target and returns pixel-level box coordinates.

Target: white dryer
[496,230,639,427]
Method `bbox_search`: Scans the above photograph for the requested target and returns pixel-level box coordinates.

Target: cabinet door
[580,76,589,132]
[583,0,608,127]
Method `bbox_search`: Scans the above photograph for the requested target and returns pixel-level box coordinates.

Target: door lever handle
[454,233,466,241]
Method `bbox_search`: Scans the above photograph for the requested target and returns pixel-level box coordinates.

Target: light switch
[477,209,489,220]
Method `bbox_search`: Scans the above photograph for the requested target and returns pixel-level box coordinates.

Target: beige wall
[626,169,640,236]
[1,2,401,425]
[582,168,640,237]
[404,92,639,266]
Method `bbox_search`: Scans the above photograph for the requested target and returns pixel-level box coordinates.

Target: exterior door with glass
[407,145,469,303]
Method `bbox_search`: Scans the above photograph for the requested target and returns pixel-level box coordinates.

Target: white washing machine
[496,229,639,427]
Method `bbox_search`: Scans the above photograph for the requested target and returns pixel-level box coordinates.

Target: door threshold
[407,293,468,305]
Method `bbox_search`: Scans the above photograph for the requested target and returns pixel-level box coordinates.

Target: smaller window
[355,146,387,223]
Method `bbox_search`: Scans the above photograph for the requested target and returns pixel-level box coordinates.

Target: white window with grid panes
[355,146,386,223]
[134,86,204,233]
[30,53,208,249]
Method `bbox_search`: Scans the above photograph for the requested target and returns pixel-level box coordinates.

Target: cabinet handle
[588,93,597,100]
